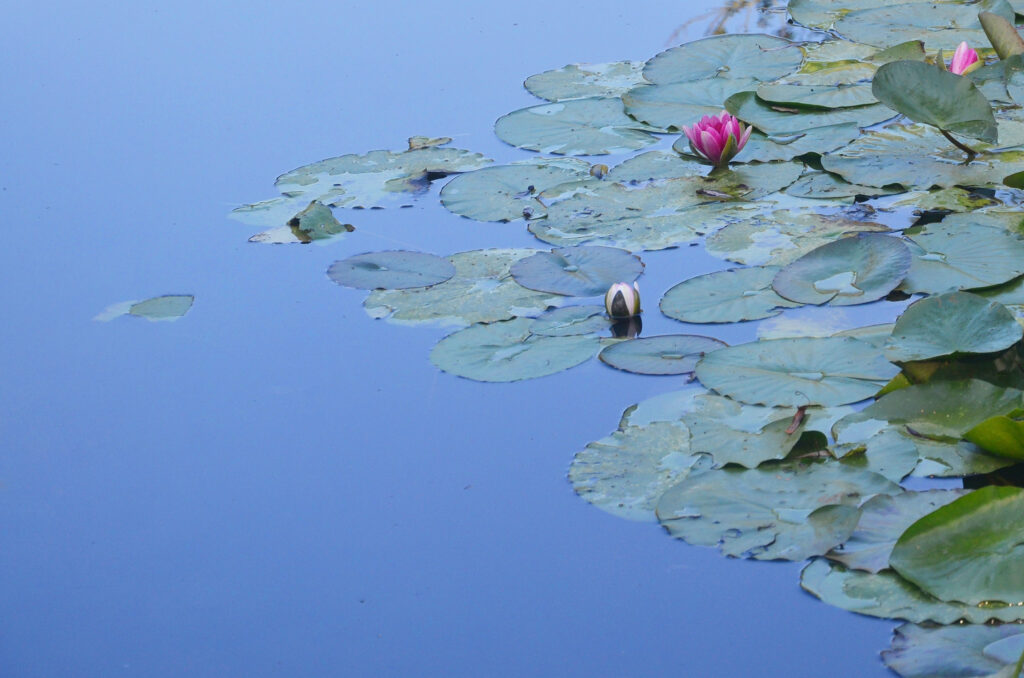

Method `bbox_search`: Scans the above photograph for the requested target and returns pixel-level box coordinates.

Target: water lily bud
[681,110,753,168]
[950,41,982,75]
[605,282,641,318]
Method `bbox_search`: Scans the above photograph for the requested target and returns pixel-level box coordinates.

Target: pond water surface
[3,2,903,675]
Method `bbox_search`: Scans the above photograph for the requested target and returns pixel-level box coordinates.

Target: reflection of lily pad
[494,97,662,156]
[327,251,456,290]
[429,317,600,382]
[695,336,899,407]
[510,246,643,297]
[524,61,646,102]
[725,91,895,135]
[599,335,727,375]
[883,623,1024,678]
[660,266,801,323]
[656,462,899,561]
[643,34,802,85]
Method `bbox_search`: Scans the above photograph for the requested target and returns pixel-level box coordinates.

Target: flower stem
[940,128,978,160]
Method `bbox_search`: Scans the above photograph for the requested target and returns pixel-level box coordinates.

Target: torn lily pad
[784,172,902,199]
[509,246,644,297]
[599,335,727,375]
[524,61,647,102]
[660,266,801,324]
[327,251,455,290]
[247,200,355,244]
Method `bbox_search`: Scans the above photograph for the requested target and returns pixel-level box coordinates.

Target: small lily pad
[327,251,456,290]
[660,266,801,324]
[524,61,647,102]
[599,335,727,375]
[509,246,644,297]
[643,34,803,85]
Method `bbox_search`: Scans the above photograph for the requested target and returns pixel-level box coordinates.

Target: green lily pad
[603,152,803,196]
[685,123,862,163]
[529,305,610,336]
[872,60,997,143]
[801,558,1024,623]
[247,200,355,244]
[524,61,646,102]
[682,414,808,468]
[569,421,711,522]
[899,217,1024,293]
[885,291,1023,362]
[883,623,1024,678]
[327,251,456,290]
[836,426,921,482]
[622,77,759,130]
[757,81,876,110]
[660,266,801,324]
[656,461,899,561]
[365,249,562,327]
[429,317,600,382]
[643,34,803,85]
[965,411,1024,460]
[890,486,1024,605]
[494,97,662,156]
[889,187,1001,213]
[784,172,902,199]
[695,336,899,407]
[725,91,895,135]
[131,295,195,321]
[439,158,593,222]
[509,246,644,297]
[911,435,1017,478]
[826,489,971,573]
[601,150,707,182]
[772,233,911,306]
[833,0,1016,50]
[599,335,727,375]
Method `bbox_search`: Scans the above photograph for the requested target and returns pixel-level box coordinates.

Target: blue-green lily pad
[599,335,727,375]
[680,123,862,163]
[509,246,644,297]
[524,61,646,102]
[327,251,456,290]
[529,305,610,337]
[883,623,1024,678]
[643,34,803,84]
[660,266,801,323]
[622,77,759,130]
[725,91,895,135]
[899,217,1024,294]
[833,0,1016,50]
[247,200,355,244]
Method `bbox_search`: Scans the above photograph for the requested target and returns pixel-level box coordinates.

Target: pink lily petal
[950,41,980,75]
[699,129,723,164]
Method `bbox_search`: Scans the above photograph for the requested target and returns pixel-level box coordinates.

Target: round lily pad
[599,335,727,375]
[883,623,1024,678]
[529,305,610,336]
[524,61,646,102]
[771,233,911,306]
[429,317,600,382]
[327,251,456,290]
[494,97,662,156]
[899,218,1024,294]
[889,486,1024,606]
[509,246,644,297]
[660,266,801,324]
[695,336,899,407]
[885,291,1024,362]
[643,34,803,85]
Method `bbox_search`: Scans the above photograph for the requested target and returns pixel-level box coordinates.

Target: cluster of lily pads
[232,0,1024,673]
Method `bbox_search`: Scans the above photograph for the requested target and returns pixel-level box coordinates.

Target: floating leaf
[772,234,911,306]
[602,150,707,182]
[889,187,1000,213]
[899,217,1024,293]
[684,123,862,163]
[128,295,194,321]
[599,335,727,375]
[758,73,877,110]
[682,415,808,468]
[529,305,610,337]
[643,35,803,85]
[965,411,1024,461]
[725,91,895,135]
[885,291,1023,362]
[494,97,661,156]
[622,77,759,130]
[660,266,801,324]
[509,246,644,297]
[833,0,1016,50]
[695,336,899,407]
[837,426,921,482]
[439,158,593,222]
[602,152,803,196]
[365,249,561,327]
[429,317,600,382]
[890,486,1024,606]
[883,623,1024,678]
[911,435,1017,478]
[524,61,646,102]
[656,462,899,560]
[784,172,902,199]
[569,421,710,522]
[327,251,456,290]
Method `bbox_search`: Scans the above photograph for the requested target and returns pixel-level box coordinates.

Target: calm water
[3,3,896,676]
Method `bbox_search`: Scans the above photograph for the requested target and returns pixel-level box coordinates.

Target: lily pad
[439,158,594,222]
[602,152,803,197]
[524,61,647,102]
[682,414,808,468]
[683,123,862,163]
[660,266,801,324]
[836,426,921,482]
[910,435,1017,478]
[656,462,899,560]
[327,251,456,290]
[643,35,803,85]
[883,623,1024,678]
[599,335,727,375]
[94,294,195,323]
[569,421,710,522]
[694,336,899,407]
[622,77,759,130]
[758,62,878,110]
[509,246,644,297]
[889,486,1024,605]
[833,0,1016,50]
[800,558,1024,623]
[725,91,895,135]
[529,305,610,336]
[602,150,707,182]
[965,411,1024,461]
[784,172,902,199]
[365,249,562,327]
[899,217,1024,293]
[772,233,911,306]
[825,489,971,573]
[429,317,600,382]
[245,200,355,244]
[885,291,1023,362]
[494,97,662,156]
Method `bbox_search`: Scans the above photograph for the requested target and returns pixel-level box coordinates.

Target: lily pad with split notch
[660,266,801,324]
[327,251,456,290]
[524,61,647,102]
[510,246,644,297]
[599,335,727,375]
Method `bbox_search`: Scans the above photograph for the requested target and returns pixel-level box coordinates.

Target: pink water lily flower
[950,41,981,75]
[681,111,753,168]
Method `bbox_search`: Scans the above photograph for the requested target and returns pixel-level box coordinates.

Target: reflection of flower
[950,42,981,75]
[681,111,753,167]
[605,282,641,318]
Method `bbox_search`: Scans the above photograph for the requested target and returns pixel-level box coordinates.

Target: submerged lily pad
[660,266,801,324]
[899,218,1024,293]
[772,234,911,306]
[695,336,899,407]
[509,246,643,297]
[494,97,662,156]
[569,421,710,522]
[643,34,803,85]
[656,462,899,561]
[883,623,1024,678]
[885,291,1023,362]
[429,317,600,382]
[889,486,1024,606]
[525,61,647,102]
[439,158,593,222]
[599,335,727,375]
[529,305,610,336]
[801,558,1024,623]
[725,91,895,135]
[365,249,561,327]
[327,251,456,290]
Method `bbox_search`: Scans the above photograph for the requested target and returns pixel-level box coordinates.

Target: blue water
[3,2,895,676]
